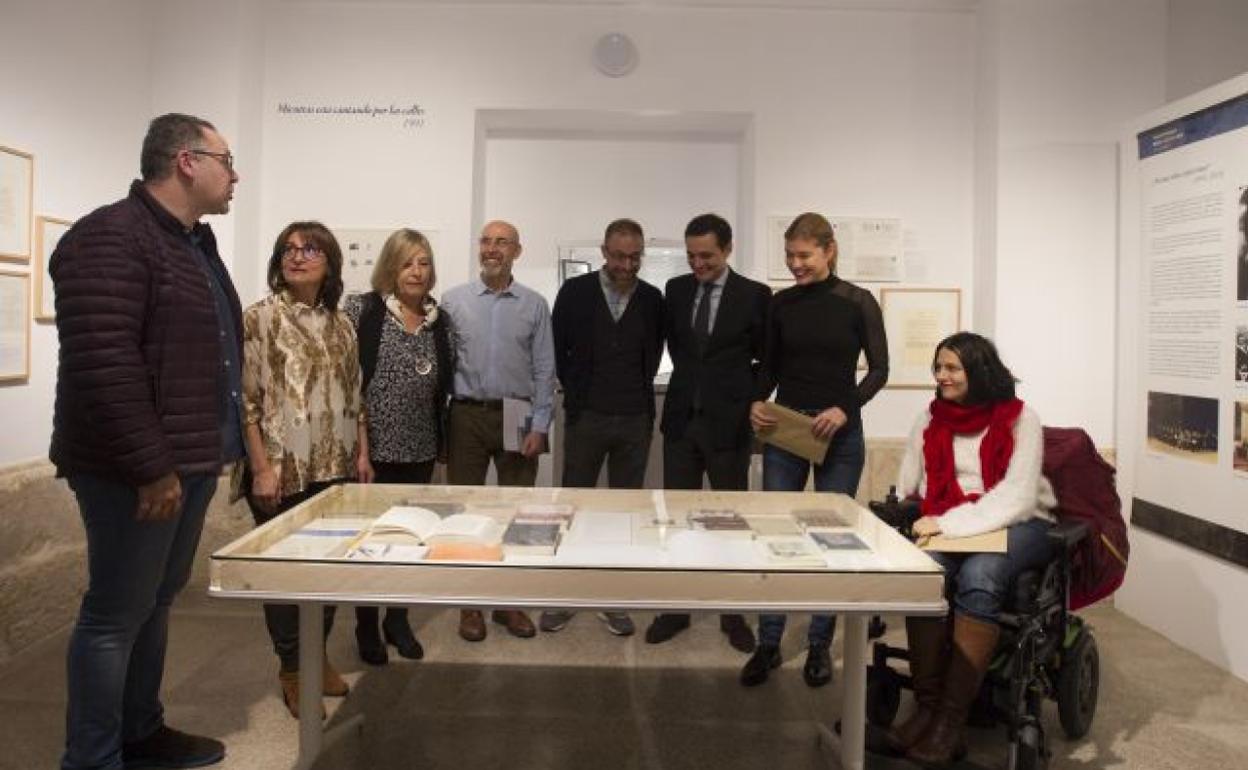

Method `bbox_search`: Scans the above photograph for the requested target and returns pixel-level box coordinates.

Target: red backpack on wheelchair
[1041,427,1129,610]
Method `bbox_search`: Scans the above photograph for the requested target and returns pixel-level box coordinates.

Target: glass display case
[211,484,946,770]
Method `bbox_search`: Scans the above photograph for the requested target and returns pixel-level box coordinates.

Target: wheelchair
[863,493,1100,770]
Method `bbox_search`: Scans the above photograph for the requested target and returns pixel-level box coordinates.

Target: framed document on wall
[880,288,961,388]
[0,145,34,262]
[0,270,30,383]
[34,215,72,321]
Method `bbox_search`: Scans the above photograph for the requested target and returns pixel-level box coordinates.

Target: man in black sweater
[645,213,771,653]
[543,218,665,637]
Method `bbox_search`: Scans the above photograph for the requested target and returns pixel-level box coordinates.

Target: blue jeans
[926,518,1057,623]
[758,419,865,648]
[62,473,217,770]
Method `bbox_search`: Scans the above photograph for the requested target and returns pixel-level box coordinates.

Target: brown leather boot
[907,613,1000,768]
[322,655,349,697]
[278,670,326,720]
[883,616,948,754]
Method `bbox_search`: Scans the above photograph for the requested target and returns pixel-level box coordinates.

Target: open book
[365,506,499,544]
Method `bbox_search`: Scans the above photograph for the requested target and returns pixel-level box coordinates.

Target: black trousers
[356,460,436,631]
[562,409,652,489]
[662,412,751,491]
[246,477,344,671]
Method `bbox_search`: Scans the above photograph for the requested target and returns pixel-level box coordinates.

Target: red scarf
[921,397,1024,517]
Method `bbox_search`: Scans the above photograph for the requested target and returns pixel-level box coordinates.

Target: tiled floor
[6,588,1248,770]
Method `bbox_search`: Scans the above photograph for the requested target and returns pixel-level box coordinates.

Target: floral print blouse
[241,291,364,499]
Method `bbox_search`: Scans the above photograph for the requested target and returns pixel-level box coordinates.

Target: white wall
[0,0,155,467]
[484,134,740,301]
[1165,0,1248,102]
[256,2,978,438]
[987,0,1167,446]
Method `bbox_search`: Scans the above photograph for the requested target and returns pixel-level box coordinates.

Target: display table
[210,484,946,770]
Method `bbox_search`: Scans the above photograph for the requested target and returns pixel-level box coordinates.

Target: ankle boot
[355,606,388,666]
[278,670,325,720]
[322,655,350,697]
[382,609,424,660]
[883,616,948,754]
[907,613,1000,768]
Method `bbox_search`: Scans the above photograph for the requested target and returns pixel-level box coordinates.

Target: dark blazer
[552,270,665,423]
[660,269,771,449]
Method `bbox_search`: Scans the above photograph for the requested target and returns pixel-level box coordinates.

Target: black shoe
[355,621,388,666]
[645,613,691,644]
[740,644,781,687]
[382,612,424,660]
[720,614,756,654]
[803,644,833,688]
[122,725,225,769]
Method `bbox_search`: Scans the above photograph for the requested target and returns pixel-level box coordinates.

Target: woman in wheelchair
[887,332,1059,767]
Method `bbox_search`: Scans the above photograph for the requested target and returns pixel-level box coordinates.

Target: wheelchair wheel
[865,664,902,727]
[1057,630,1099,739]
[1010,723,1048,770]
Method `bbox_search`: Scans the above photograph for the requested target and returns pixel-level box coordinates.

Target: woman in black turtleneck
[740,212,889,689]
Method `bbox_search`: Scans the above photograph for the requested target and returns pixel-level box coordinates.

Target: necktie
[693,281,713,355]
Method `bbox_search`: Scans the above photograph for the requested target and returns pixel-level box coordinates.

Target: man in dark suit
[542,218,666,637]
[645,213,772,653]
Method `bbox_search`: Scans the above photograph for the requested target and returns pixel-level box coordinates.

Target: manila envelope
[756,402,831,465]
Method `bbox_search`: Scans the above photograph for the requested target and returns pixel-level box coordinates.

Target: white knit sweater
[897,405,1056,538]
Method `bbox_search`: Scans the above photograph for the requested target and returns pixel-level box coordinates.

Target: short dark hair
[933,332,1018,404]
[604,218,644,243]
[684,213,732,250]
[266,221,345,311]
[140,113,216,181]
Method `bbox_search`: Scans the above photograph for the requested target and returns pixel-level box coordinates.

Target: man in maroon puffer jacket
[50,113,241,770]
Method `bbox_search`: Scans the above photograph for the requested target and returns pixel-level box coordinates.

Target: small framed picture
[880,288,962,388]
[34,215,72,321]
[0,270,31,383]
[0,145,35,262]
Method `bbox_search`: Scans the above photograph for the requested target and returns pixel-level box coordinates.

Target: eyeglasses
[479,237,516,249]
[188,148,235,172]
[282,244,325,261]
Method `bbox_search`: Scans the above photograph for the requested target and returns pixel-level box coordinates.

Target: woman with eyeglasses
[238,221,374,719]
[342,228,453,666]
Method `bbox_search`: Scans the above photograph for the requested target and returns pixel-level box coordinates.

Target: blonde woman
[343,229,453,665]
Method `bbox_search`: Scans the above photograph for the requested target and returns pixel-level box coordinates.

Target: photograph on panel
[1237,324,1248,384]
[1235,401,1248,475]
[1146,391,1219,464]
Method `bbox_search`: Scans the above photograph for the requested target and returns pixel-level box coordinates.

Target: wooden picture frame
[0,270,31,383]
[34,215,72,321]
[880,287,962,389]
[0,145,34,262]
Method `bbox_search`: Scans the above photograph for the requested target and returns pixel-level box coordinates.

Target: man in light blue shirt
[441,219,555,641]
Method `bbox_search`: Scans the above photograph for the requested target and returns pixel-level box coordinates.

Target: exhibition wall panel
[1117,72,1248,680]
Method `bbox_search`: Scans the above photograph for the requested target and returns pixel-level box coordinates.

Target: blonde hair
[371,228,436,295]
[784,212,836,250]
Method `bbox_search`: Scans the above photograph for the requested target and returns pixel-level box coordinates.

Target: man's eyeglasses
[282,244,324,261]
[188,148,236,172]
[479,237,516,249]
